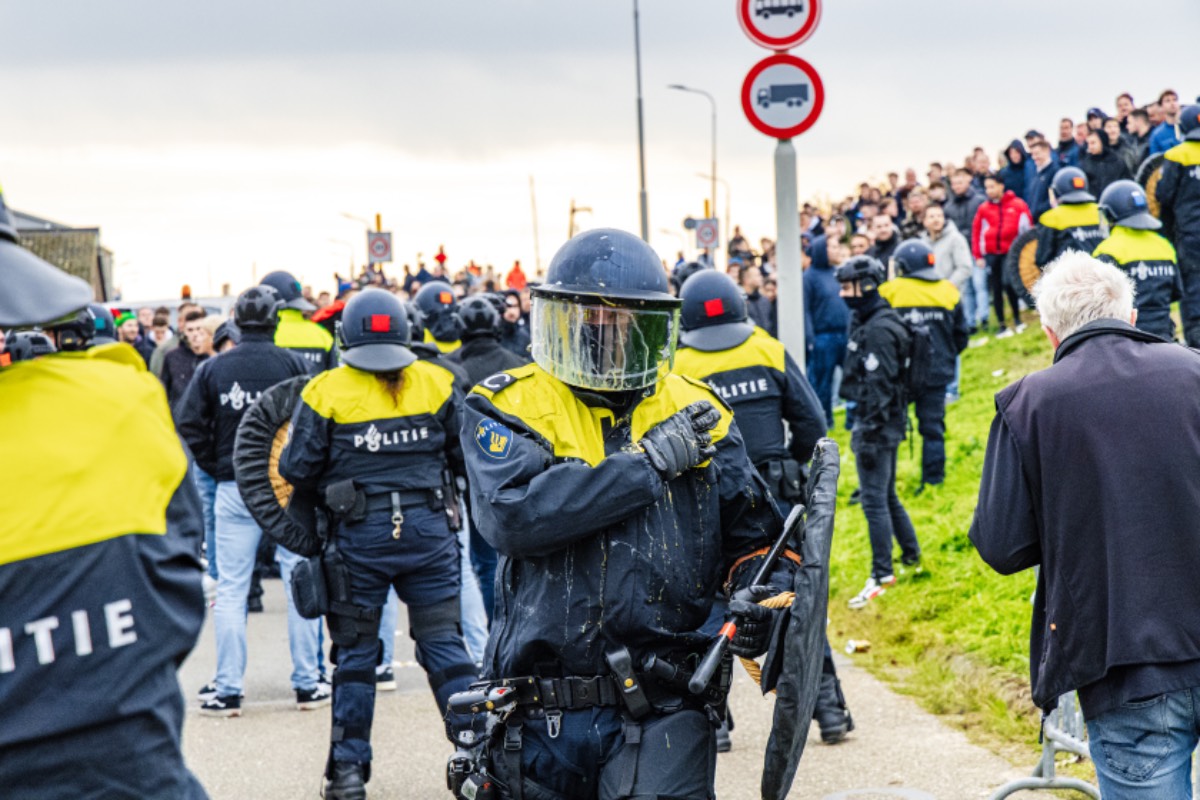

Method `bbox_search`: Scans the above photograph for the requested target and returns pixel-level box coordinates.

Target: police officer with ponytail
[279,288,477,799]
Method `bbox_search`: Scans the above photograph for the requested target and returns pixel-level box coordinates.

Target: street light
[633,0,649,241]
[668,84,717,233]
[696,172,731,244]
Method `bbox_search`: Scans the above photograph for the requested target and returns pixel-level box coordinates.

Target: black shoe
[199,694,243,718]
[813,674,853,744]
[247,595,264,613]
[325,762,367,800]
[848,488,861,506]
[376,666,396,692]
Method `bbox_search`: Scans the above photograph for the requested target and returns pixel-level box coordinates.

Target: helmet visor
[530,296,678,391]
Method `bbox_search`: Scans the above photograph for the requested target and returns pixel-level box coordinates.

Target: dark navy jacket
[803,236,850,345]
[176,329,311,481]
[971,321,1200,711]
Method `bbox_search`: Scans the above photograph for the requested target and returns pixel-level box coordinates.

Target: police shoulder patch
[478,371,518,394]
[475,418,515,460]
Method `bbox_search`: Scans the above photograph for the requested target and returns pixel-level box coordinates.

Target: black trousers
[913,388,947,485]
[986,254,1021,329]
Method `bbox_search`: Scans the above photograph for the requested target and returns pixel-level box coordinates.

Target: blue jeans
[458,517,489,663]
[1087,687,1200,798]
[807,332,848,428]
[852,437,919,579]
[469,520,498,626]
[963,262,990,329]
[380,588,399,668]
[276,546,323,691]
[193,465,218,580]
[212,482,320,695]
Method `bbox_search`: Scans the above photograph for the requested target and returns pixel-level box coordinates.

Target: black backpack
[882,311,934,404]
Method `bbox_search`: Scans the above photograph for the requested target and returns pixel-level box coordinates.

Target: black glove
[856,444,878,471]
[727,584,778,659]
[639,401,720,481]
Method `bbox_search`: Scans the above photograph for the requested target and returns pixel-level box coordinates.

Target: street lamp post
[668,84,717,237]
[633,0,649,241]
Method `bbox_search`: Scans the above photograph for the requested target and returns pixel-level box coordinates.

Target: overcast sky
[3,0,1196,299]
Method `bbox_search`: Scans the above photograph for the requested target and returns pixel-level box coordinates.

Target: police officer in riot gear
[674,269,854,745]
[460,229,796,799]
[47,303,118,351]
[879,240,969,489]
[451,295,530,388]
[279,288,477,799]
[176,286,323,717]
[1093,180,1181,340]
[0,187,207,797]
[1156,104,1200,346]
[837,256,921,611]
[261,269,335,372]
[415,280,466,354]
[1035,168,1104,268]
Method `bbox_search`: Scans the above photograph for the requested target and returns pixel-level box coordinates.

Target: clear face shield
[530,295,679,391]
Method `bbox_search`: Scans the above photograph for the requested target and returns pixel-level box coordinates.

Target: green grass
[822,317,1079,768]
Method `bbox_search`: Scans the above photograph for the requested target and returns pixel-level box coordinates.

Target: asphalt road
[180,580,1051,799]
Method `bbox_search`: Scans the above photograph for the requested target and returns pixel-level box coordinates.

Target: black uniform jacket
[1157,141,1200,263]
[1093,227,1181,340]
[176,330,311,481]
[839,297,909,445]
[0,348,205,796]
[970,320,1200,710]
[461,363,781,678]
[280,359,464,496]
[879,270,970,389]
[450,334,530,388]
[673,326,824,466]
[1034,202,1104,268]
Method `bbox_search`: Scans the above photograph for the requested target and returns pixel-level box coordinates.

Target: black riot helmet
[234,285,281,330]
[679,270,754,352]
[337,288,416,373]
[52,303,117,351]
[459,295,502,340]
[892,239,938,278]
[1178,104,1200,142]
[260,270,315,312]
[5,330,57,362]
[402,301,424,344]
[1098,180,1161,231]
[1050,167,1095,205]
[414,281,464,343]
[530,228,680,391]
[835,255,887,293]
[670,260,710,294]
[0,186,92,328]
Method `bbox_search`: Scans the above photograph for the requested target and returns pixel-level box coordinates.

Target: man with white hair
[971,252,1200,797]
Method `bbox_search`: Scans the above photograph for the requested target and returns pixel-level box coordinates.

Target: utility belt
[325,476,462,532]
[757,457,805,503]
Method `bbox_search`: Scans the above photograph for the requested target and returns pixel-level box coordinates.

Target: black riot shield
[232,375,324,557]
[760,438,839,800]
[1137,152,1166,220]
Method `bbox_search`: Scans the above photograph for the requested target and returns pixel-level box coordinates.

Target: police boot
[813,674,854,744]
[325,762,367,800]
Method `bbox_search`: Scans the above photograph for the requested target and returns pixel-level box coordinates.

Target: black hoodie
[1080,136,1131,198]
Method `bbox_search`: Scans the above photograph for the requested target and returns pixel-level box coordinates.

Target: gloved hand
[639,401,720,481]
[727,584,779,659]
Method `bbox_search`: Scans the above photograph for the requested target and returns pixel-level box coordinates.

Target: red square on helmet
[1073,176,1085,189]
[370,314,391,332]
[439,291,453,304]
[704,298,725,317]
[927,253,935,265]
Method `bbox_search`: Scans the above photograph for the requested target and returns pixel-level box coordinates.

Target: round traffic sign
[696,219,719,248]
[738,0,822,51]
[741,54,825,139]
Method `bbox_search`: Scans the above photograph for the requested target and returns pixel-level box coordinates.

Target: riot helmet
[459,295,502,340]
[1098,180,1161,231]
[5,330,57,362]
[1179,105,1200,142]
[213,320,240,352]
[679,270,754,352]
[530,228,680,391]
[835,256,887,294]
[402,302,424,344]
[1049,168,1095,205]
[235,285,281,330]
[414,281,464,343]
[670,260,710,294]
[337,288,416,373]
[260,270,315,312]
[892,240,938,278]
[0,185,92,327]
[52,303,117,351]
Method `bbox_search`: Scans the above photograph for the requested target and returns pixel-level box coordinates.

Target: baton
[688,503,805,695]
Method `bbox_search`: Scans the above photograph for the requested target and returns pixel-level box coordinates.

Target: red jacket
[971,190,1032,258]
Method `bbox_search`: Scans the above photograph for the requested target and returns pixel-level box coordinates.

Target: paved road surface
[180,580,1049,799]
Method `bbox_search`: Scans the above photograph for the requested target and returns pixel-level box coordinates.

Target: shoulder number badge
[475,419,514,460]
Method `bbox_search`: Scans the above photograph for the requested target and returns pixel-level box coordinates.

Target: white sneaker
[202,574,218,603]
[995,328,1015,339]
[848,575,895,610]
[1015,323,1028,334]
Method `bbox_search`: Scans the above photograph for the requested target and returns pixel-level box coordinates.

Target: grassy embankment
[822,317,1074,769]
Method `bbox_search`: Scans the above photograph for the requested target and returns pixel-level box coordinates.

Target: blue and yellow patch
[475,419,514,460]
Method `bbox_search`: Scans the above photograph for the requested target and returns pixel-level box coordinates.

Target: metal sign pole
[774,137,804,370]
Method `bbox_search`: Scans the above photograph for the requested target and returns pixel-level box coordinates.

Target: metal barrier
[989,692,1100,799]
